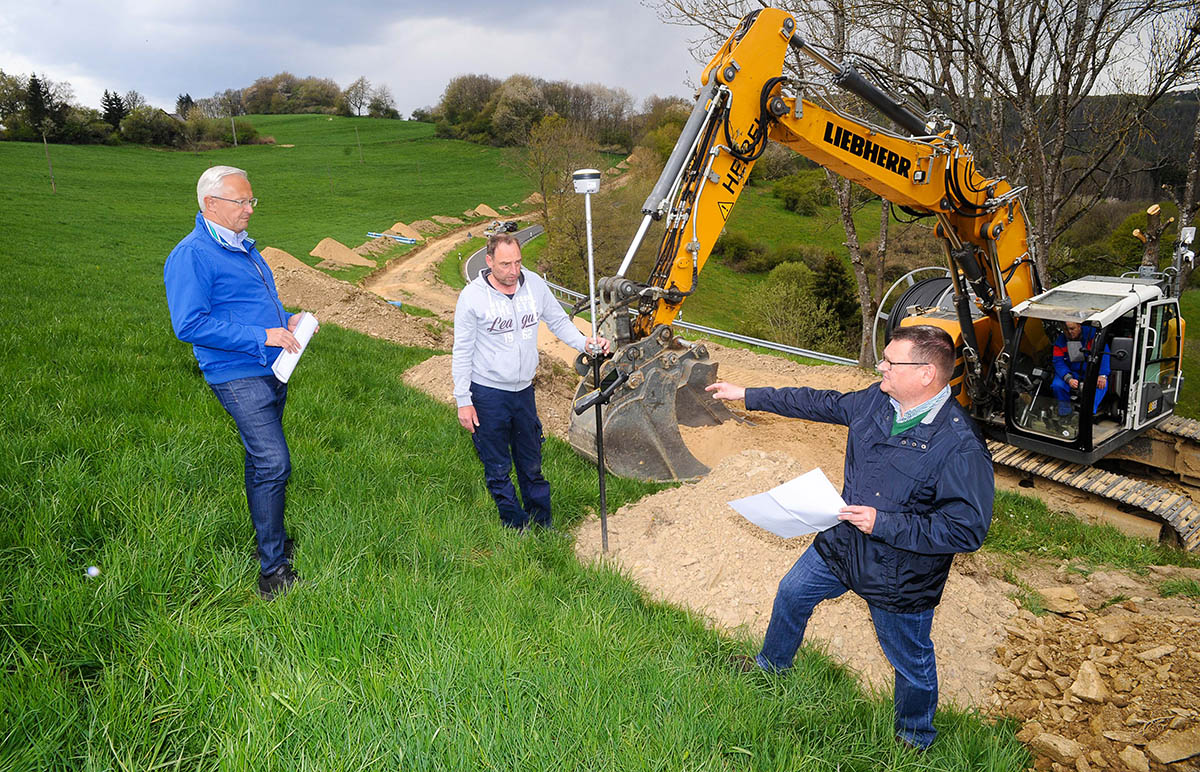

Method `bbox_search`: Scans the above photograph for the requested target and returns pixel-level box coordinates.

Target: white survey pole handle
[573,169,602,346]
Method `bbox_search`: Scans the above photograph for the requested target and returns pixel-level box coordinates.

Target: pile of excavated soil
[523,192,544,205]
[410,219,440,235]
[403,354,578,440]
[474,203,499,218]
[354,237,399,257]
[432,215,463,226]
[574,450,1018,709]
[387,222,423,241]
[309,237,374,267]
[259,247,450,349]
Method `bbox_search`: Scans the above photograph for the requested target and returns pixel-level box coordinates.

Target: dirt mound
[523,192,544,205]
[433,215,464,226]
[354,237,399,257]
[403,354,578,440]
[387,222,423,241]
[309,237,374,267]
[475,204,499,218]
[410,219,440,235]
[574,450,1018,708]
[260,247,450,350]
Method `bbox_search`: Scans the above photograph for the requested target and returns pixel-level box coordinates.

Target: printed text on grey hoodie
[452,268,586,407]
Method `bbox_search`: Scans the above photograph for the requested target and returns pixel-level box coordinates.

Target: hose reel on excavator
[871,267,955,360]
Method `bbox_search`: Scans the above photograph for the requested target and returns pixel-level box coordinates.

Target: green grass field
[0,122,1040,770]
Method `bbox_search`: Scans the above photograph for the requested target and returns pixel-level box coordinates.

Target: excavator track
[1155,415,1200,442]
[988,439,1200,551]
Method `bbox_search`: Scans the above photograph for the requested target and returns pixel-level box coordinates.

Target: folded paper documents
[271,312,318,383]
[728,468,845,538]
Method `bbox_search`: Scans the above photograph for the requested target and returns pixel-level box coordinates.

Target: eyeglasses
[877,356,930,370]
[209,195,258,208]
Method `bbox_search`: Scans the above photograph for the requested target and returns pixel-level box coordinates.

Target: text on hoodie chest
[484,293,538,339]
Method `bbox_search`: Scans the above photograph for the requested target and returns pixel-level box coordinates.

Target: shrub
[773,169,834,215]
[711,231,769,273]
[747,269,843,351]
[120,106,182,146]
[770,243,829,272]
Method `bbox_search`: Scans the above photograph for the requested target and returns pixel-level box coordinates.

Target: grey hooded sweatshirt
[452,268,587,407]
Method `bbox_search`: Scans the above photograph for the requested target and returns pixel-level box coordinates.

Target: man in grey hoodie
[452,233,608,530]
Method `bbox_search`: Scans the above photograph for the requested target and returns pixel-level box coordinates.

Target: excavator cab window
[1008,317,1114,446]
[1133,300,1184,429]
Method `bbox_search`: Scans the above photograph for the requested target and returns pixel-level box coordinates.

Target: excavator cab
[1006,277,1183,464]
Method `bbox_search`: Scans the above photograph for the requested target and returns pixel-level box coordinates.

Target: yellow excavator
[567,6,1200,547]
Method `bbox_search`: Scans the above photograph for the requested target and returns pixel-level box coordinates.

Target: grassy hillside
[0,130,1032,769]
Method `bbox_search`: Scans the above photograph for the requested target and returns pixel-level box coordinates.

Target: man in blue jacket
[1051,321,1110,417]
[164,165,313,600]
[707,325,993,750]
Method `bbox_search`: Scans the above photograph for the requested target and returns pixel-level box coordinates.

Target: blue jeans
[469,383,551,529]
[757,547,940,749]
[209,375,291,575]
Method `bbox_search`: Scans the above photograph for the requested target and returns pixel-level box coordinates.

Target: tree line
[414,73,690,153]
[0,70,401,148]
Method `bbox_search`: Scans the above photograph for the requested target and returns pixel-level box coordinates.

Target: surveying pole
[571,168,612,552]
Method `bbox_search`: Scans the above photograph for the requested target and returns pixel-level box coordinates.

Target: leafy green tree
[120,106,181,146]
[747,262,842,351]
[0,70,27,123]
[438,73,501,126]
[487,75,549,146]
[367,85,400,119]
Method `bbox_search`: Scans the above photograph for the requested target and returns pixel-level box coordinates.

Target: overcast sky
[0,0,708,115]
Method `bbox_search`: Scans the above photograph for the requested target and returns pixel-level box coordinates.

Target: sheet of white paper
[768,468,846,530]
[729,491,821,538]
[271,312,318,383]
[727,468,846,539]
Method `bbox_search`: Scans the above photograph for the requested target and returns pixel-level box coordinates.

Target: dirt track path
[362,224,482,318]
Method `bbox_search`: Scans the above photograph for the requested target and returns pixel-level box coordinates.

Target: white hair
[196,166,248,212]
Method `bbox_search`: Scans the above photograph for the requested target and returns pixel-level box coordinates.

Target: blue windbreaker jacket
[164,212,292,384]
[745,384,994,613]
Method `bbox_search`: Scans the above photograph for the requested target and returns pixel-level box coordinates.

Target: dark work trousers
[469,382,551,529]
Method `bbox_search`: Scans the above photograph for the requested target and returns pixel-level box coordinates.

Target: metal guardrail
[542,279,860,367]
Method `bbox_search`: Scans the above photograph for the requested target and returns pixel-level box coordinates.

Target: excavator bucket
[568,325,739,482]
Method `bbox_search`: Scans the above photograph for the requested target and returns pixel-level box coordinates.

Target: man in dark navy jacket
[707,325,993,750]
[165,165,314,600]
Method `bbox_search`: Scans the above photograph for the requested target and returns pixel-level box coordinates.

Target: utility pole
[41,130,56,194]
